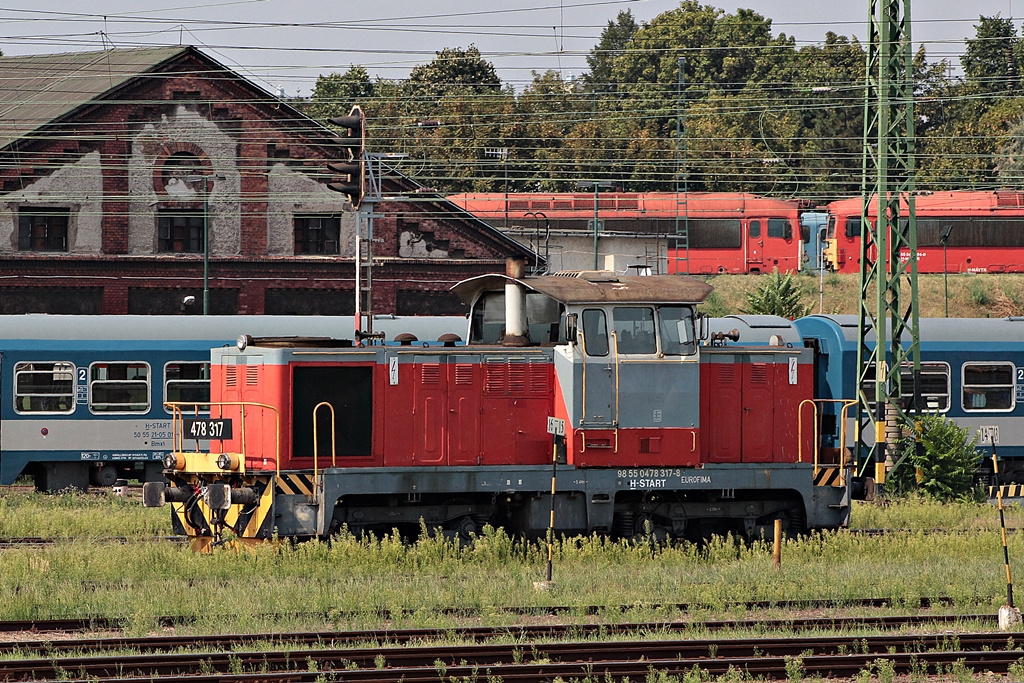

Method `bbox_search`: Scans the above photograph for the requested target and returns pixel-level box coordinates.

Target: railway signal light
[327,105,366,209]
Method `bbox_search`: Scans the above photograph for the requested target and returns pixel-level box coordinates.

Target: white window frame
[13,361,76,414]
[961,361,1016,413]
[88,361,151,414]
[163,361,211,414]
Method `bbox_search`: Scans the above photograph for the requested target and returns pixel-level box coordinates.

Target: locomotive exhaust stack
[502,257,529,346]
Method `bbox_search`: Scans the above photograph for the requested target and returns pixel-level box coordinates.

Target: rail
[798,398,857,486]
[311,402,337,504]
[165,401,281,477]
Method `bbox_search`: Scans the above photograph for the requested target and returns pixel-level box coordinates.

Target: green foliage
[407,45,501,95]
[890,414,981,502]
[967,278,992,306]
[697,291,729,317]
[741,268,810,318]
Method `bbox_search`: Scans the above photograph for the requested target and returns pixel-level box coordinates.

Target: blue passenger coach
[0,315,465,491]
[794,315,1024,480]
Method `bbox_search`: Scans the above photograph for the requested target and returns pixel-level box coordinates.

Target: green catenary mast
[855,0,922,491]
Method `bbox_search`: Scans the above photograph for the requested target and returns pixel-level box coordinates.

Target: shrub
[698,291,729,317]
[742,268,810,319]
[967,279,991,306]
[890,414,981,501]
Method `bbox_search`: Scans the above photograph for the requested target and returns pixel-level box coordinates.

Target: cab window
[582,308,608,356]
[612,307,656,354]
[658,306,696,356]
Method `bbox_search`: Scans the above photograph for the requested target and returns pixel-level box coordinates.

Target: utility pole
[674,55,689,275]
[855,0,921,492]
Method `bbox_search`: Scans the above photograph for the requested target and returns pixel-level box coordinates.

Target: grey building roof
[0,46,191,150]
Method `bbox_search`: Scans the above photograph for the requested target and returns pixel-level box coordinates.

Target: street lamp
[576,181,614,270]
[940,224,953,317]
[186,173,226,315]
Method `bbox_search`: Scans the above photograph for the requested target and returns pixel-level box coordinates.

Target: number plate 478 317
[182,418,233,440]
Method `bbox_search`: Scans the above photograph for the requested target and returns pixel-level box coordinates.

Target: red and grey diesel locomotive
[144,267,854,549]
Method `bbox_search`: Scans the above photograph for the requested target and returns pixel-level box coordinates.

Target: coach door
[746,220,765,272]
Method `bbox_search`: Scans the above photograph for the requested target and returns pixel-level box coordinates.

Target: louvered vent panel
[508,360,528,394]
[484,360,505,393]
[421,363,441,384]
[454,364,474,385]
[717,365,736,383]
[246,366,259,385]
[529,360,549,394]
[225,366,238,387]
[750,363,769,384]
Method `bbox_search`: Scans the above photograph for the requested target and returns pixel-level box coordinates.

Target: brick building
[0,46,535,316]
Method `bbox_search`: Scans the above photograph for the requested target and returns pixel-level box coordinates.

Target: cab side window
[582,308,608,356]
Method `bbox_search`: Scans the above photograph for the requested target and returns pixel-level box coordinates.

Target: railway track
[0,612,998,656]
[2,626,1021,681]
[0,535,183,549]
[0,597,971,634]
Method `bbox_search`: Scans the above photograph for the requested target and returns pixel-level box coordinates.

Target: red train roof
[448,192,801,219]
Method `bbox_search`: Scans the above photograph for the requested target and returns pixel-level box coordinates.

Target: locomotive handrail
[165,401,281,477]
[611,330,620,453]
[311,401,337,504]
[798,398,857,486]
[579,326,588,430]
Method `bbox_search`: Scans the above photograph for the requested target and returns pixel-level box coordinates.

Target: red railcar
[824,191,1024,274]
[448,192,804,274]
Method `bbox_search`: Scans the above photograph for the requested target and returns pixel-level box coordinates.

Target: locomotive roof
[451,272,714,305]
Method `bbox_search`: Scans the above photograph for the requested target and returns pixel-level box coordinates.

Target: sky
[0,1,1018,96]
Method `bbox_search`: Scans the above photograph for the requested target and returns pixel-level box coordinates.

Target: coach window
[164,362,210,412]
[962,363,1015,411]
[612,306,656,355]
[582,308,609,356]
[14,362,75,413]
[90,362,150,413]
[859,361,950,412]
[749,220,761,238]
[658,306,696,356]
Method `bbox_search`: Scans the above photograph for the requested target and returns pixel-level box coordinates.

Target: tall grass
[2,491,1023,634]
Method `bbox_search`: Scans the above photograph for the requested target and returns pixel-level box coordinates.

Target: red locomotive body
[824,191,1024,274]
[448,192,804,274]
[148,270,851,549]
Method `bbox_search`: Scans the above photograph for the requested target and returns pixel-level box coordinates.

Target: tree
[407,45,501,94]
[306,66,375,121]
[962,15,1020,95]
[741,268,810,318]
[890,414,981,501]
[584,10,638,88]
